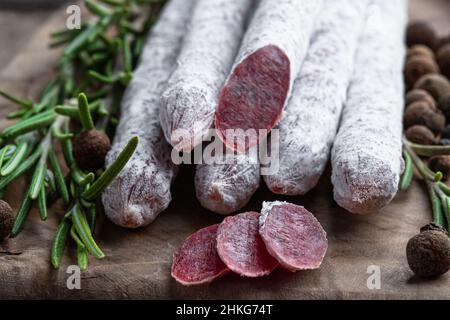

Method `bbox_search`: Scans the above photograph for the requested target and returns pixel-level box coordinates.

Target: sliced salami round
[259,201,327,271]
[216,211,278,277]
[171,224,230,286]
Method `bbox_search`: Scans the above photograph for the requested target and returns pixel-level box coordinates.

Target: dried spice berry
[420,223,447,233]
[404,101,446,133]
[406,44,435,61]
[405,89,437,110]
[404,56,439,89]
[438,94,450,118]
[437,44,450,79]
[405,125,436,145]
[406,22,438,50]
[406,223,450,278]
[0,200,13,241]
[414,73,450,102]
[73,129,111,172]
[429,155,450,180]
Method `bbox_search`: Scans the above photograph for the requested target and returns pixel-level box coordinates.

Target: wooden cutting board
[1,0,450,299]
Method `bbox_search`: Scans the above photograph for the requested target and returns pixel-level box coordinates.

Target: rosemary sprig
[402,138,450,230]
[82,136,138,201]
[0,0,166,271]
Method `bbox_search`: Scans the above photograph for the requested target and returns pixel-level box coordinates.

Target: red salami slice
[259,202,327,271]
[215,46,290,151]
[171,224,230,286]
[216,211,278,277]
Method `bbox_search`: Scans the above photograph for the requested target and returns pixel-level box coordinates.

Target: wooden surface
[1,0,450,299]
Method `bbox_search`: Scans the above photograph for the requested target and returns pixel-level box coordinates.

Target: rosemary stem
[434,184,450,230]
[403,141,434,181]
[428,182,446,227]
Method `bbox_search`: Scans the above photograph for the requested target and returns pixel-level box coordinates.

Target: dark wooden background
[0,0,450,299]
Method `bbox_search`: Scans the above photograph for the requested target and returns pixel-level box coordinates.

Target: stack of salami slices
[171,202,327,285]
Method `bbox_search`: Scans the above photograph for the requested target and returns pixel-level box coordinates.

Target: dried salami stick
[264,0,369,195]
[160,0,254,152]
[195,152,260,215]
[331,0,407,214]
[101,0,195,228]
[215,0,324,152]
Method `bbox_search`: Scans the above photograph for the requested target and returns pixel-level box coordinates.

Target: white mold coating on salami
[331,0,407,214]
[264,0,369,195]
[216,212,278,277]
[215,0,324,151]
[171,224,230,286]
[259,201,328,271]
[160,0,254,152]
[195,152,260,215]
[101,0,195,228]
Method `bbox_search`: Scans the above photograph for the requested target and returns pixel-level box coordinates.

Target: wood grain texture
[0,0,450,299]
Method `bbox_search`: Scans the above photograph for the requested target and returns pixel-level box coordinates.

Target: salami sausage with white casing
[331,0,407,214]
[215,0,324,152]
[264,0,369,195]
[195,151,260,215]
[102,0,195,228]
[160,0,254,152]
[196,0,323,210]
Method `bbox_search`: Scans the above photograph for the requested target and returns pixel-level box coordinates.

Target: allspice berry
[414,73,450,102]
[404,56,439,89]
[403,101,446,133]
[406,44,435,61]
[406,223,450,278]
[73,130,111,172]
[405,89,436,110]
[437,44,450,79]
[438,95,450,118]
[405,125,436,145]
[406,22,438,50]
[429,155,450,180]
[0,200,13,241]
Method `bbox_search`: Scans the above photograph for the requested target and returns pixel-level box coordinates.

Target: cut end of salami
[259,201,327,271]
[215,45,290,152]
[171,224,230,286]
[216,211,279,277]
